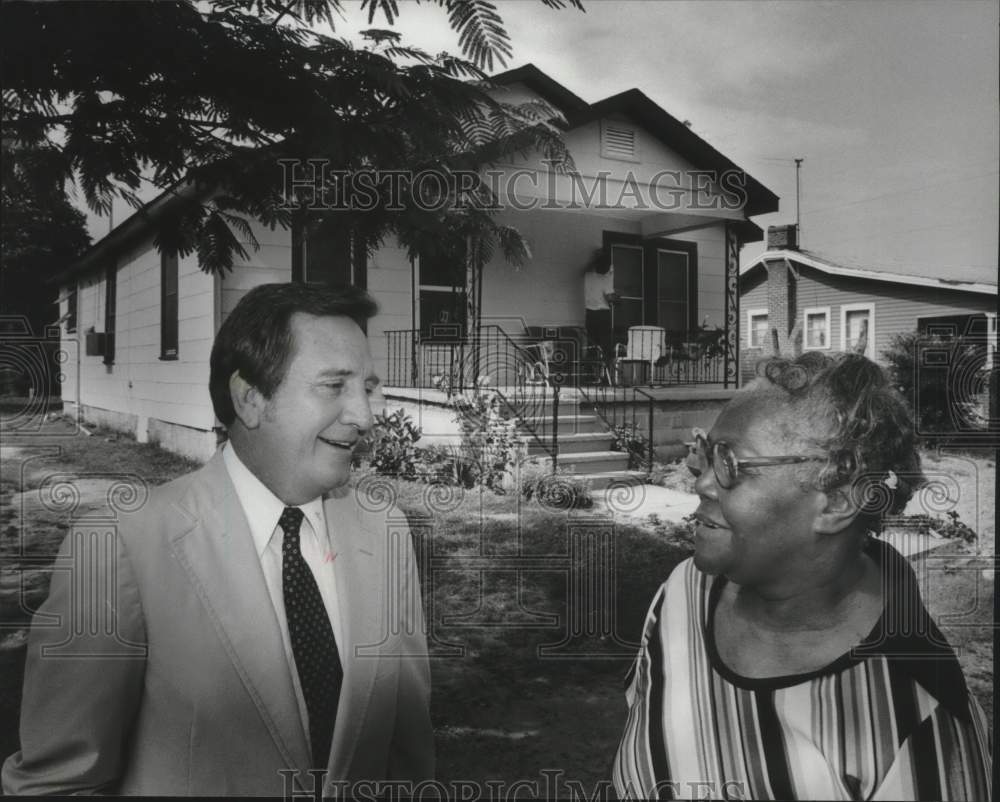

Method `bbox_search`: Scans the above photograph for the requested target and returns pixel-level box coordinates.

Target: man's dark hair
[210,282,378,426]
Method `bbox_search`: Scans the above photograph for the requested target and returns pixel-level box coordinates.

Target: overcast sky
[87,0,999,283]
[329,0,999,282]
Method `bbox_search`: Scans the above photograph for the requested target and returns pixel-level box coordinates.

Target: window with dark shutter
[66,288,77,333]
[103,265,117,365]
[161,251,179,359]
[291,217,364,288]
[418,244,466,340]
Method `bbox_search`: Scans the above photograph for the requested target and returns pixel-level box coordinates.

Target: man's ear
[229,371,265,429]
[813,485,863,535]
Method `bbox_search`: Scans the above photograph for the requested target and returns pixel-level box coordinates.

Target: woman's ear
[813,485,864,535]
[229,370,264,429]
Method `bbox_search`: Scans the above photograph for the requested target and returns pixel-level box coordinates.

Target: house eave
[51,180,203,287]
[490,63,590,116]
[565,89,779,218]
[741,249,998,296]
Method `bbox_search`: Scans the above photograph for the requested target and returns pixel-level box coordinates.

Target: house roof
[59,64,778,284]
[567,88,779,217]
[490,64,589,116]
[741,248,998,296]
[493,65,779,218]
[51,178,201,286]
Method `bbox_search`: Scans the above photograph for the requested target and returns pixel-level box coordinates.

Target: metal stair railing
[384,326,560,462]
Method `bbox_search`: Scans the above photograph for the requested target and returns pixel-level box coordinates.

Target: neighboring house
[739,225,998,383]
[54,64,777,462]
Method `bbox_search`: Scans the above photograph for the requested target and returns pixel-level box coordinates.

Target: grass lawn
[1,414,993,789]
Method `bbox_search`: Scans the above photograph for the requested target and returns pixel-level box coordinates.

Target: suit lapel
[168,452,313,777]
[324,488,382,780]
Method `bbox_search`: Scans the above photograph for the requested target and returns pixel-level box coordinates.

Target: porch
[382,376,735,486]
[384,325,739,391]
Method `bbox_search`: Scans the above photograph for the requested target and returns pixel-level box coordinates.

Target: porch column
[724,223,740,388]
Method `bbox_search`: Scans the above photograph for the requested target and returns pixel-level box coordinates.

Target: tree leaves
[196,208,252,273]
[2,0,584,275]
[1,140,91,330]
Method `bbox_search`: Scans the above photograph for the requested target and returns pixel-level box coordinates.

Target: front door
[605,233,697,350]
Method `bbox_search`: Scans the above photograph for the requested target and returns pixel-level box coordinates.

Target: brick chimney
[767,224,798,251]
[765,259,796,338]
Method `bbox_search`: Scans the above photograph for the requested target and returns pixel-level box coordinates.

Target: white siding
[685,224,727,329]
[480,209,638,331]
[367,240,413,383]
[219,218,294,320]
[63,234,216,434]
[475,213,728,335]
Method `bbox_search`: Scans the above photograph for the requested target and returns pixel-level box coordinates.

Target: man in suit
[2,283,434,795]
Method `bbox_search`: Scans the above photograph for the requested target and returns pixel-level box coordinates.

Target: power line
[799,168,999,217]
[825,215,997,246]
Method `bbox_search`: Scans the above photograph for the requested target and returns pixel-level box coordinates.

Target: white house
[55,64,777,461]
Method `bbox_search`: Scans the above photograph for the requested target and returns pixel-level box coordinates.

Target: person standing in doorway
[584,255,618,374]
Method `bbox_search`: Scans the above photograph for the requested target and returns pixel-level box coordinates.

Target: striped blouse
[612,539,992,801]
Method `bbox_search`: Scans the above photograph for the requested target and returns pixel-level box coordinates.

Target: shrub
[366,408,423,479]
[412,443,481,488]
[517,459,594,510]
[450,385,523,493]
[883,331,991,436]
[609,422,650,470]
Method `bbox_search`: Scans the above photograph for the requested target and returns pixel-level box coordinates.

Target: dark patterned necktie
[279,506,343,769]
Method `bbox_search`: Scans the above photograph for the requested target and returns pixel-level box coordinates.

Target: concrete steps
[551,449,630,474]
[525,431,614,455]
[516,414,606,434]
[514,397,647,491]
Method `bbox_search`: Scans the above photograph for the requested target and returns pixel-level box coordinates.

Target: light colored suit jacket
[2,452,433,795]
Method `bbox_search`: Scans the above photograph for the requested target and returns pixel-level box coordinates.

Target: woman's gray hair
[753,351,925,521]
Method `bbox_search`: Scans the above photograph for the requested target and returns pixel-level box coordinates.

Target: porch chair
[616,325,666,385]
[555,325,610,385]
[520,325,556,385]
[521,325,610,385]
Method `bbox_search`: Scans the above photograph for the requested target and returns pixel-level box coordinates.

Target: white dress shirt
[585,266,615,310]
[222,442,344,739]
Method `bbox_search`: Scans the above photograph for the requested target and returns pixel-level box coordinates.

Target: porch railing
[385,326,560,460]
[615,326,728,386]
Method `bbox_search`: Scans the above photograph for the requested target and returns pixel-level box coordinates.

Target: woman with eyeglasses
[612,352,991,801]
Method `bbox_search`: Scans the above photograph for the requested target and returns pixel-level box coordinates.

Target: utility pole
[794,158,803,244]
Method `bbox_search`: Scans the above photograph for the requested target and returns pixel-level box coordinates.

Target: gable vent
[602,122,638,161]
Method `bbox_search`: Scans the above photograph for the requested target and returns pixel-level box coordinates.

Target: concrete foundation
[77,403,216,463]
[147,417,217,463]
[79,404,138,438]
[588,394,733,447]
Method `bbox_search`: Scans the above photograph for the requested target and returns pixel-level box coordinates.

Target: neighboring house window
[841,302,875,358]
[746,309,768,349]
[65,288,77,333]
[418,245,466,339]
[161,251,179,359]
[601,120,639,162]
[803,306,830,350]
[103,264,117,365]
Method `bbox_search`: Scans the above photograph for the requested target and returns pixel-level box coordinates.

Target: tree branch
[271,1,299,27]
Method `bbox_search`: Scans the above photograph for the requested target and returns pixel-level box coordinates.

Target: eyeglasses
[688,430,825,489]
